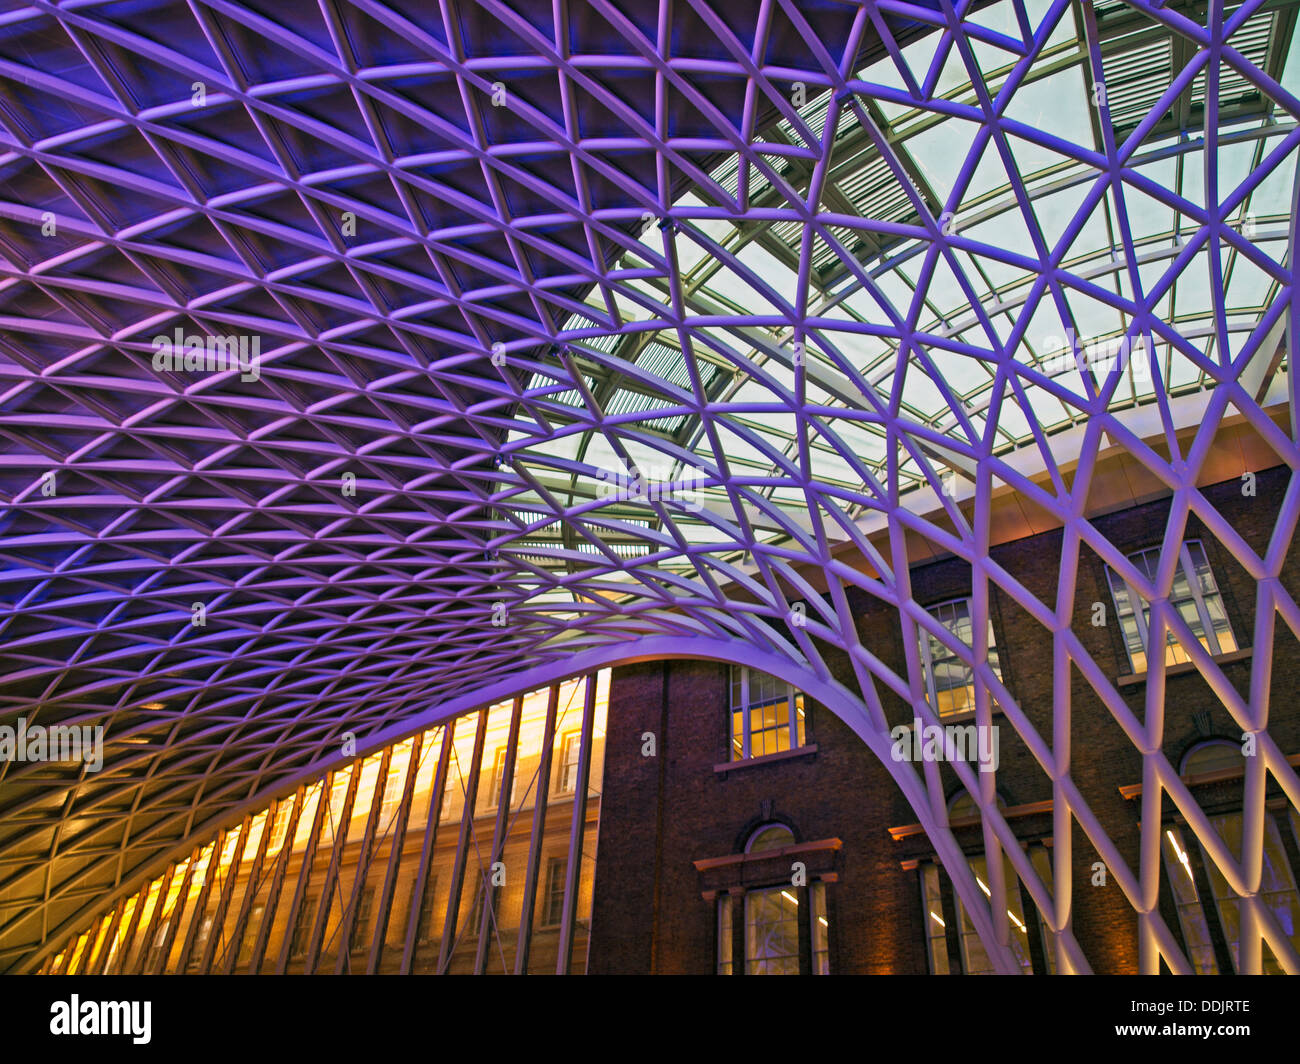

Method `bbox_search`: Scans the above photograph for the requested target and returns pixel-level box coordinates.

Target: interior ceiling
[1,0,1299,972]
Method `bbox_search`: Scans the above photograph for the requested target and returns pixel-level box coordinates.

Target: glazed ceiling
[2,0,1299,972]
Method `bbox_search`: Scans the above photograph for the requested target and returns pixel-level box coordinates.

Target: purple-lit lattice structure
[2,0,1300,974]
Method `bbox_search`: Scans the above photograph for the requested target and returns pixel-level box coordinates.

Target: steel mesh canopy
[2,0,1300,974]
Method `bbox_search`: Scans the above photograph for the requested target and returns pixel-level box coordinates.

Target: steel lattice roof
[2,0,1300,974]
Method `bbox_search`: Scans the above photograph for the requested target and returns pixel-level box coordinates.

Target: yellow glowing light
[1166,829,1194,880]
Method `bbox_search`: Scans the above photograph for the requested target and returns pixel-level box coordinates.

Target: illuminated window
[729,667,807,761]
[925,794,1047,975]
[1106,541,1236,675]
[918,599,1001,718]
[920,864,950,975]
[810,882,829,975]
[487,748,517,807]
[542,858,566,927]
[235,903,264,967]
[954,854,1034,975]
[147,920,171,971]
[191,914,213,961]
[1165,743,1300,974]
[557,733,581,795]
[1161,824,1221,975]
[380,772,403,819]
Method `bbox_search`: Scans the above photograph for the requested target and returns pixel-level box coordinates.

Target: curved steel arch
[1,0,1300,973]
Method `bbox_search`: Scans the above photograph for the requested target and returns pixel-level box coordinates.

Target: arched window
[714,821,830,975]
[746,824,795,853]
[1181,740,1242,777]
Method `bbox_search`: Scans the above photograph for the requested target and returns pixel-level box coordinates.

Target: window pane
[745,887,800,975]
[1198,813,1300,974]
[1110,541,1236,674]
[731,668,805,760]
[955,856,1033,974]
[1161,826,1218,974]
[921,864,950,975]
[811,882,829,975]
[1028,847,1057,975]
[717,896,733,975]
[919,599,999,718]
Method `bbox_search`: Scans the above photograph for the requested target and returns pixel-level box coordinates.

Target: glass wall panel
[40,672,610,976]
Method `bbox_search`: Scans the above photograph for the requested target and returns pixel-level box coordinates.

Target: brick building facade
[589,466,1300,974]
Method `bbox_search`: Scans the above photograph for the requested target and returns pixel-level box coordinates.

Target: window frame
[556,732,581,795]
[349,885,376,953]
[728,666,807,762]
[487,747,517,809]
[743,885,803,975]
[541,857,566,928]
[1155,743,1300,975]
[714,821,831,975]
[1106,540,1236,675]
[414,876,439,945]
[920,793,1052,975]
[288,897,316,959]
[917,597,1001,719]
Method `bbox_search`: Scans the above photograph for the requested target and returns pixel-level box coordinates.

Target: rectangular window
[1161,825,1220,974]
[918,598,1001,718]
[235,903,264,968]
[464,873,486,934]
[1107,541,1237,675]
[922,855,1054,975]
[415,877,439,944]
[289,897,316,958]
[557,733,581,795]
[810,882,829,975]
[953,855,1033,975]
[920,863,951,974]
[716,894,733,975]
[380,771,403,820]
[191,914,213,962]
[744,886,801,975]
[543,858,566,928]
[1195,813,1300,975]
[146,920,170,972]
[1028,847,1057,975]
[349,886,375,953]
[488,748,516,808]
[729,667,807,761]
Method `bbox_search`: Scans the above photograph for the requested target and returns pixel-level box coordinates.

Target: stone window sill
[713,744,817,774]
[1116,647,1252,688]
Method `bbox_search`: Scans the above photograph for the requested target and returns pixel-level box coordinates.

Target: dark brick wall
[589,467,1300,975]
